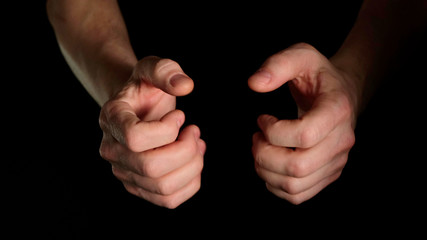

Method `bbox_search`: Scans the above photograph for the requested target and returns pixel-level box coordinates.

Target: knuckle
[158,194,183,209]
[280,178,301,195]
[299,126,319,148]
[290,42,316,51]
[266,53,293,72]
[150,123,179,149]
[254,162,262,176]
[288,43,325,66]
[154,58,181,79]
[157,58,178,68]
[123,183,137,196]
[156,179,175,196]
[279,43,319,61]
[269,52,288,65]
[188,153,204,173]
[290,43,320,59]
[161,177,200,209]
[194,157,204,173]
[184,138,199,158]
[344,131,356,149]
[99,140,113,161]
[123,129,142,152]
[111,165,131,184]
[161,198,180,209]
[98,110,108,132]
[99,100,119,132]
[140,159,160,178]
[141,55,160,65]
[102,101,144,152]
[102,100,120,119]
[287,195,305,205]
[334,92,354,122]
[287,159,310,178]
[176,136,200,160]
[337,127,356,151]
[111,165,121,178]
[253,149,266,168]
[264,121,281,145]
[339,94,353,118]
[124,125,153,153]
[336,157,348,170]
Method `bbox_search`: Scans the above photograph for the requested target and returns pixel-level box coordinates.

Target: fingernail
[254,69,271,84]
[169,74,188,88]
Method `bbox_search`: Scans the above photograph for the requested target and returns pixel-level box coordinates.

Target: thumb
[248,43,323,93]
[134,56,194,96]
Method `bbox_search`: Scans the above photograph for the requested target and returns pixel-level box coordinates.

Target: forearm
[331,0,427,115]
[47,0,137,105]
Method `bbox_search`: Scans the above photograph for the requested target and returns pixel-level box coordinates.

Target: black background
[3,1,426,238]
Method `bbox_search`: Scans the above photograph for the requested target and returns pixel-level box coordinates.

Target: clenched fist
[249,43,357,205]
[99,57,206,208]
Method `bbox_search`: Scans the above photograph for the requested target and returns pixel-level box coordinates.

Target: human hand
[248,43,357,205]
[99,56,206,209]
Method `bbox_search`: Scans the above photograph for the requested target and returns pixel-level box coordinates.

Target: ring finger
[256,153,348,195]
[123,174,202,209]
[112,154,203,196]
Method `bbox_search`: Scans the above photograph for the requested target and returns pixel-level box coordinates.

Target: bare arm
[47,0,137,105]
[248,0,427,204]
[331,0,427,115]
[47,0,204,209]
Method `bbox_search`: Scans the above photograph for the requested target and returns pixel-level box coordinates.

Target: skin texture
[98,57,206,208]
[47,0,427,207]
[248,44,356,204]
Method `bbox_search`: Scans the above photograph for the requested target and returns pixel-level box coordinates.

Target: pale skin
[47,0,426,208]
[98,57,206,208]
[248,44,358,204]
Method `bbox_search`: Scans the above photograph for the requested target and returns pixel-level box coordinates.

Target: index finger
[100,100,184,152]
[258,92,350,148]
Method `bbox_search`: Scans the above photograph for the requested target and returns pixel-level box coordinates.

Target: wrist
[330,52,367,119]
[95,43,138,105]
